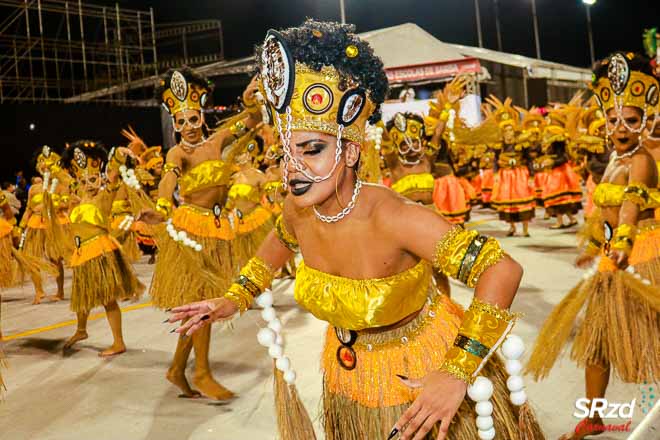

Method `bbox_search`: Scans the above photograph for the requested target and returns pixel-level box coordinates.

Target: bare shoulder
[630,147,658,184]
[364,183,435,230]
[165,146,182,164]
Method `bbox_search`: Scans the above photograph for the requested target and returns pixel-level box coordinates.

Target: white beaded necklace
[313,179,363,223]
[612,143,640,161]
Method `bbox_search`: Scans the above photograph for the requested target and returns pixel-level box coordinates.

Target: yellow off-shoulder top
[391,172,434,197]
[228,183,261,203]
[30,192,44,206]
[179,160,233,196]
[294,259,432,330]
[70,203,106,228]
[593,182,660,210]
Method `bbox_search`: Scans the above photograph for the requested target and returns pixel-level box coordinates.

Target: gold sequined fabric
[593,182,660,210]
[294,260,431,330]
[178,160,233,196]
[391,172,434,197]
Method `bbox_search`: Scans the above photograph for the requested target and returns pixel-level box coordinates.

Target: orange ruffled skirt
[533,170,549,206]
[433,175,471,224]
[491,167,535,222]
[480,169,494,206]
[541,163,582,216]
[322,291,544,439]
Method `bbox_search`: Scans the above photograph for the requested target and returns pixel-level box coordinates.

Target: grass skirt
[150,204,236,309]
[321,292,545,440]
[22,214,71,262]
[233,206,274,268]
[1,220,56,290]
[527,222,660,383]
[70,235,144,313]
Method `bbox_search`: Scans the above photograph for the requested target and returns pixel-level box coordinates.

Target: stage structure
[0,0,224,106]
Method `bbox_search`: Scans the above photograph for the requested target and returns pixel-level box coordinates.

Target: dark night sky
[105,0,659,68]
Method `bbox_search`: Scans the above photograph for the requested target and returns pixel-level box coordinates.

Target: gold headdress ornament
[121,125,163,171]
[259,29,378,184]
[591,52,659,116]
[68,141,104,179]
[519,107,546,133]
[485,95,519,129]
[160,70,210,115]
[387,112,426,151]
[581,104,606,137]
[36,145,62,174]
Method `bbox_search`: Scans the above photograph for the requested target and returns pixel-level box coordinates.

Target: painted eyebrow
[296,139,327,148]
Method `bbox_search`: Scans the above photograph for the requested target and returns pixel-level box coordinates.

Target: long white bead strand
[468,376,496,440]
[255,290,297,385]
[501,334,528,406]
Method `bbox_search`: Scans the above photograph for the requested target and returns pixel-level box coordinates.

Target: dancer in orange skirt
[539,110,583,229]
[575,104,610,218]
[487,97,535,236]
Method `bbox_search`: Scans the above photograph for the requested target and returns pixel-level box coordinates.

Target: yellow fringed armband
[230,120,247,138]
[623,182,650,208]
[433,227,505,287]
[162,162,181,178]
[275,214,298,252]
[440,298,516,384]
[0,193,7,207]
[155,198,173,218]
[224,256,275,313]
[611,223,637,256]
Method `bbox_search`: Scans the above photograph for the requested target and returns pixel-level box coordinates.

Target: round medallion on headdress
[607,53,630,96]
[73,148,87,171]
[646,84,659,106]
[170,71,188,102]
[394,113,407,132]
[600,87,611,104]
[190,91,199,102]
[303,84,333,114]
[261,31,294,113]
[630,80,645,97]
[42,145,51,157]
[337,89,366,126]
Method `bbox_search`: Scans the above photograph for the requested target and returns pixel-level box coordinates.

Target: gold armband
[611,223,637,256]
[0,193,7,207]
[19,217,27,229]
[155,198,173,218]
[224,257,275,314]
[275,214,298,252]
[439,110,450,122]
[433,227,505,287]
[7,216,17,226]
[440,298,516,384]
[230,120,247,138]
[623,182,650,208]
[162,162,181,178]
[585,237,602,256]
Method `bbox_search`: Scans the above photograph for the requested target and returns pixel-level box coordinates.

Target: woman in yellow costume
[575,104,610,218]
[538,109,583,229]
[262,143,286,215]
[60,140,144,356]
[18,145,72,304]
[147,67,261,400]
[527,53,660,440]
[227,135,275,267]
[484,97,535,236]
[169,20,544,440]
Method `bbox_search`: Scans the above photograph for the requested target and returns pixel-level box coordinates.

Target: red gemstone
[312,93,323,105]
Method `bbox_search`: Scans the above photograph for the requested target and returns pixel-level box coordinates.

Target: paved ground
[0,207,657,439]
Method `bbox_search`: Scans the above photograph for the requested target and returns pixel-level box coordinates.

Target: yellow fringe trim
[173,204,235,240]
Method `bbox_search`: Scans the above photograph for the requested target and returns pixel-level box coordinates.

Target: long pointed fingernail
[162,318,170,323]
[386,427,399,440]
[169,328,177,333]
[200,315,210,321]
[165,308,172,312]
[395,374,408,380]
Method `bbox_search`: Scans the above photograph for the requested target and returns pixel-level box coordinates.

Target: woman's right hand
[168,297,239,336]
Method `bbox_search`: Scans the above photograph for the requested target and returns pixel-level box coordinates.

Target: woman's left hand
[393,370,467,440]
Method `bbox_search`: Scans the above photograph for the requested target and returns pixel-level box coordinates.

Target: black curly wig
[255,19,389,123]
[61,140,109,173]
[592,52,654,84]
